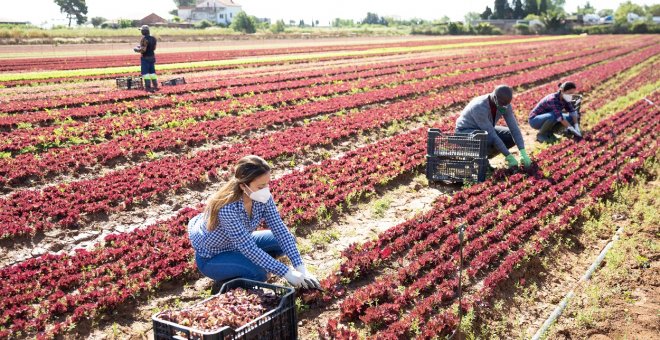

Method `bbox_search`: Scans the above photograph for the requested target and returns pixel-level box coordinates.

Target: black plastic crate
[153,279,297,340]
[116,76,143,90]
[426,155,488,183]
[427,129,489,159]
[162,77,187,86]
[426,128,490,183]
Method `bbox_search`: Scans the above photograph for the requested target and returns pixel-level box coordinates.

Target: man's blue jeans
[529,112,575,130]
[195,230,284,282]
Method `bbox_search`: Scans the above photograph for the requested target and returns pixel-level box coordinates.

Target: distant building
[139,13,168,26]
[178,0,243,25]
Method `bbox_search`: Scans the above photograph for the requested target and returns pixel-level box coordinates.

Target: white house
[582,14,600,25]
[178,0,242,25]
[627,12,642,23]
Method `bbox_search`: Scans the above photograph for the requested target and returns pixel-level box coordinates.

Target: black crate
[116,77,143,90]
[426,129,490,183]
[426,155,488,183]
[153,279,297,340]
[162,77,187,86]
[427,129,489,159]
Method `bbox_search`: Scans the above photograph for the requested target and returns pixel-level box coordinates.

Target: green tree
[539,0,549,14]
[541,9,566,32]
[90,16,105,27]
[54,0,88,27]
[173,0,195,6]
[576,1,596,15]
[194,19,213,29]
[549,0,566,12]
[363,12,381,25]
[598,9,614,17]
[524,0,539,15]
[481,6,493,19]
[332,18,355,27]
[271,19,285,33]
[448,22,465,34]
[615,1,645,24]
[647,4,660,16]
[464,12,481,23]
[513,0,525,18]
[493,0,513,19]
[230,11,256,33]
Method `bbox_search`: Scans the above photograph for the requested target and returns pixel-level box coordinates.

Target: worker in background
[134,25,158,92]
[188,155,321,291]
[529,81,581,143]
[456,85,532,169]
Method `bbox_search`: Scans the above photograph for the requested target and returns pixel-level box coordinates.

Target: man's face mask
[494,94,508,114]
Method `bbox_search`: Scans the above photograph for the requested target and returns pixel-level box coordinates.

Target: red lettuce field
[0,35,658,339]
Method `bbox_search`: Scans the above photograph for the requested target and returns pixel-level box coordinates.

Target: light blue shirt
[188,197,303,276]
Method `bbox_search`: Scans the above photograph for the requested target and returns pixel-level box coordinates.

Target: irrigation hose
[531,226,624,340]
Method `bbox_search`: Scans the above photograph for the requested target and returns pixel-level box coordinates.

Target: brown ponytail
[205,155,271,231]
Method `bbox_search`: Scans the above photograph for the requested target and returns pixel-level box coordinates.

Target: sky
[3,0,657,27]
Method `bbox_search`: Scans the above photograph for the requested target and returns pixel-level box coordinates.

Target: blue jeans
[529,112,575,130]
[140,56,156,76]
[195,230,284,282]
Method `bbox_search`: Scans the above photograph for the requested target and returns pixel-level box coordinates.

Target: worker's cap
[492,85,513,106]
[139,25,150,32]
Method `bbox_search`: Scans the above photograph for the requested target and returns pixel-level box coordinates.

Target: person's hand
[505,154,518,168]
[573,123,581,135]
[519,149,532,168]
[284,268,305,288]
[567,126,582,138]
[296,265,321,290]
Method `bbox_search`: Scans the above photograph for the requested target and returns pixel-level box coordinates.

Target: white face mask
[562,94,573,102]
[244,186,271,204]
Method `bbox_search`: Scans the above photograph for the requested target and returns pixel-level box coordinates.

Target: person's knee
[243,268,268,282]
[253,230,282,254]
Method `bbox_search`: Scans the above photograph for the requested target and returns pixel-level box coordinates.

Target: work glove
[505,154,518,168]
[283,268,305,288]
[567,126,582,138]
[519,149,532,168]
[295,265,322,290]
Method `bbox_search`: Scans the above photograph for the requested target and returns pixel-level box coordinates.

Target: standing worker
[188,155,321,290]
[455,85,532,169]
[529,81,581,143]
[133,25,158,92]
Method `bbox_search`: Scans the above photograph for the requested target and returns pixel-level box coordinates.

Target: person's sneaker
[536,133,557,144]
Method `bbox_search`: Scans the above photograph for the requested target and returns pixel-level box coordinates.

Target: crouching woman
[188,155,320,289]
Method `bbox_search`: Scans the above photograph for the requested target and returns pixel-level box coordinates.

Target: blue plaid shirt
[529,92,575,121]
[188,197,303,276]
